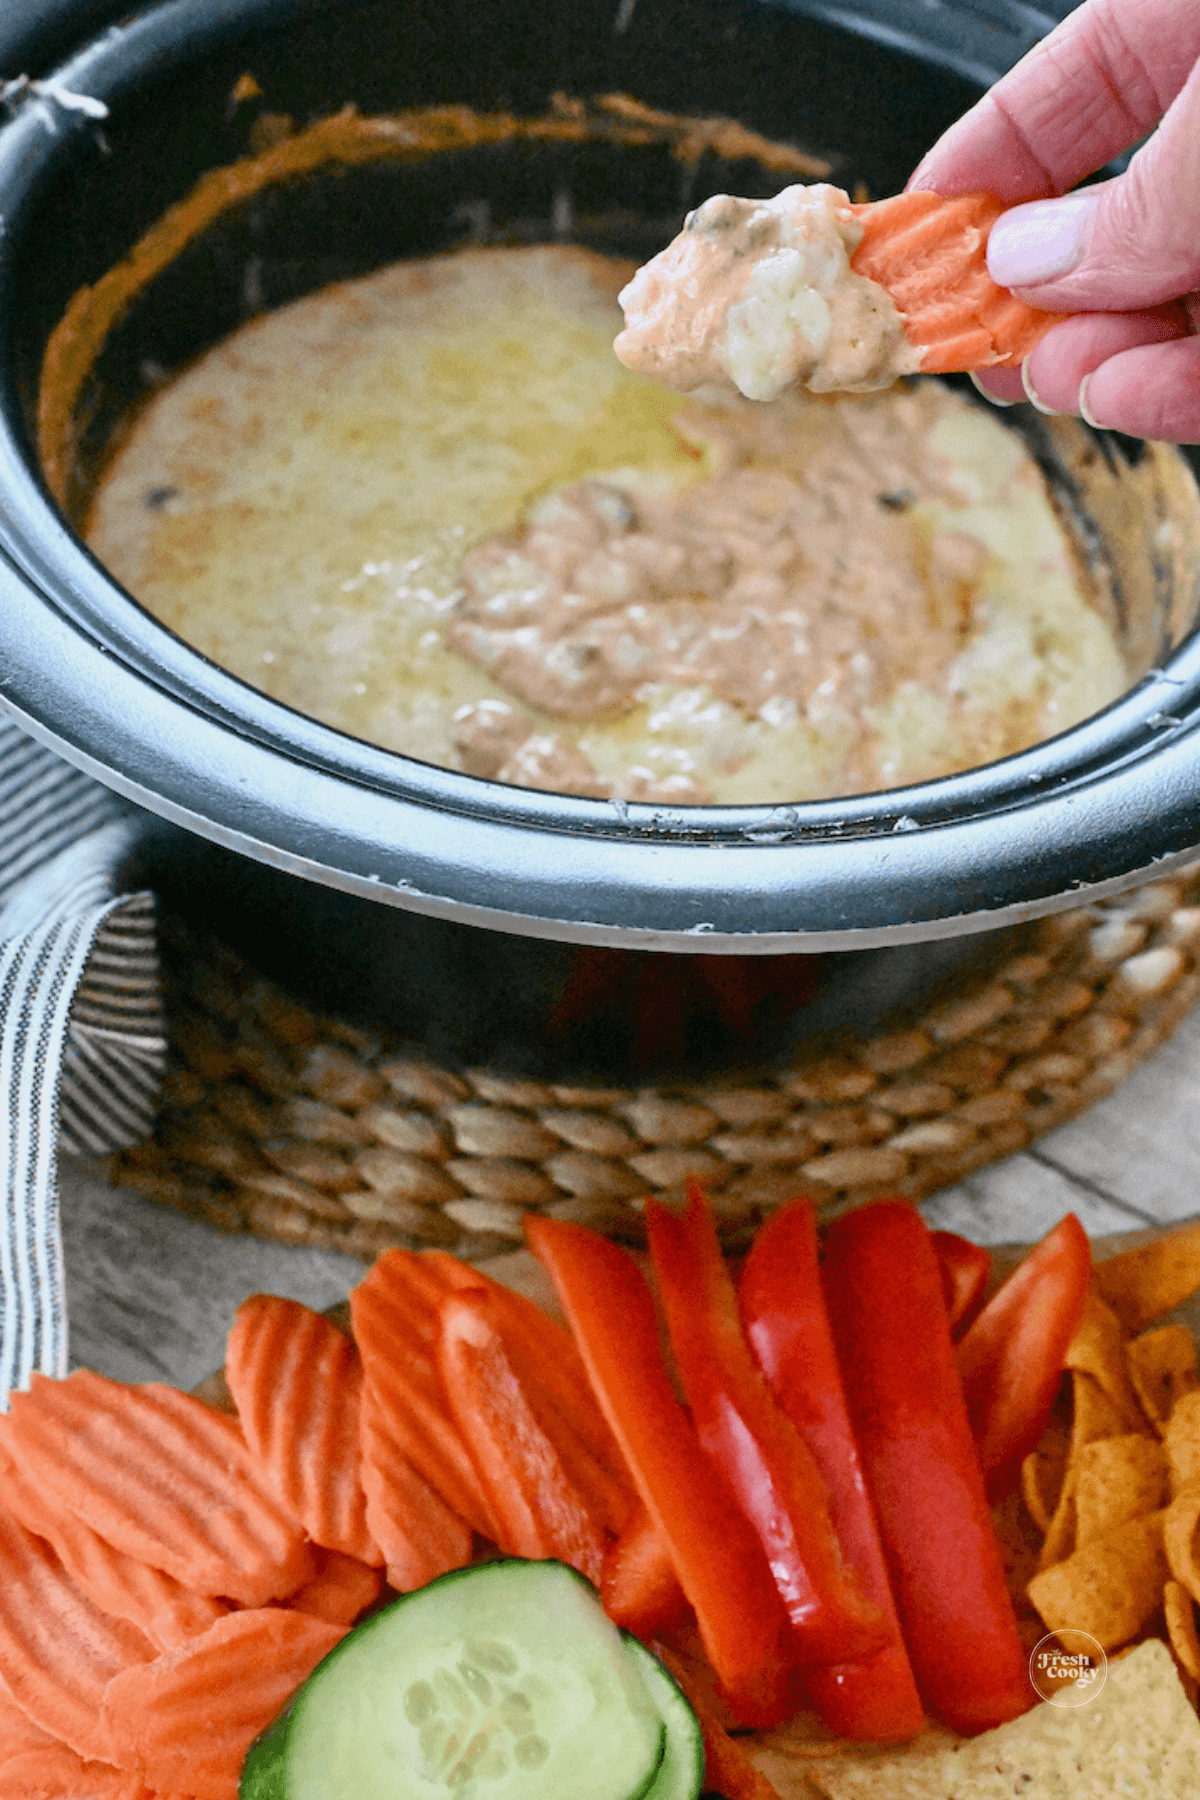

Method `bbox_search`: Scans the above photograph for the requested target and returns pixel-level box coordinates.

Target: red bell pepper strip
[645,1188,885,1668]
[435,1290,609,1585]
[956,1212,1091,1503]
[424,1251,630,1480]
[601,1496,690,1638]
[821,1201,1031,1736]
[738,1198,925,1741]
[931,1230,993,1339]
[524,1214,797,1728]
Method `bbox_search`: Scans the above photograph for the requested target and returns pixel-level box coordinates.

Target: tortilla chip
[798,1639,1200,1798]
[1038,1372,1139,1570]
[1095,1221,1200,1335]
[1027,1509,1169,1650]
[1166,1390,1200,1495]
[1164,1489,1200,1606]
[1066,1290,1146,1431]
[1022,1404,1070,1536]
[1038,1487,1077,1572]
[1165,1579,1200,1682]
[1074,1366,1146,1445]
[1127,1326,1200,1435]
[1074,1435,1168,1546]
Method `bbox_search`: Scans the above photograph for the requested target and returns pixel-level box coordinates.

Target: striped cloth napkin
[0,719,166,1403]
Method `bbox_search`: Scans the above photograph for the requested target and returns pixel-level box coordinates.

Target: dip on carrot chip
[614,183,1064,404]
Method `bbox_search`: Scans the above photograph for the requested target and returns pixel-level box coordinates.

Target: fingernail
[1078,373,1104,431]
[1021,356,1064,416]
[987,192,1096,288]
[969,370,1019,408]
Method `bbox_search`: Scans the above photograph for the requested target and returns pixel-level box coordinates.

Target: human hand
[908,0,1200,441]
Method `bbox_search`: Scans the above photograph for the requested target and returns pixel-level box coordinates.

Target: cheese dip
[87,244,1126,805]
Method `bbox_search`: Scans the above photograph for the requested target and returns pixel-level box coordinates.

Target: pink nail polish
[987,193,1096,289]
[969,371,1019,409]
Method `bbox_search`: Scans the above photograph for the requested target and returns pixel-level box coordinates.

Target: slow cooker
[1,0,1198,1001]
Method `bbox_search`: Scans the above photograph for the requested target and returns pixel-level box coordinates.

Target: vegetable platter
[3,1192,1200,1799]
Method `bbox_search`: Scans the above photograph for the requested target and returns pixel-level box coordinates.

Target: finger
[1020,307,1192,413]
[909,0,1200,201]
[986,60,1200,311]
[969,368,1026,406]
[1078,335,1200,442]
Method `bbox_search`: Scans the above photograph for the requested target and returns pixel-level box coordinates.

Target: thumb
[986,55,1200,312]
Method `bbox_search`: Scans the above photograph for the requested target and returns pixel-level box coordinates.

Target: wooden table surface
[63,993,1200,1389]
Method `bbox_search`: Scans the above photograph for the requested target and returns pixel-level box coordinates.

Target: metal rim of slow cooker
[0,0,1199,954]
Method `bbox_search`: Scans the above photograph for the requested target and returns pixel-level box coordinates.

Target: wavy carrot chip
[351,1259,498,1538]
[0,1507,154,1762]
[0,1439,226,1653]
[1027,1509,1169,1650]
[1095,1221,1200,1335]
[358,1386,473,1592]
[1074,1435,1168,1546]
[284,1547,383,1627]
[848,190,1065,372]
[225,1294,381,1567]
[100,1608,345,1800]
[0,1741,150,1799]
[1165,1579,1200,1682]
[4,1370,314,1605]
[1128,1326,1200,1435]
[1166,1390,1200,1496]
[0,1676,57,1757]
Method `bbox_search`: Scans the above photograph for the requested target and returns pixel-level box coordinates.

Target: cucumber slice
[241,1559,665,1800]
[621,1637,705,1800]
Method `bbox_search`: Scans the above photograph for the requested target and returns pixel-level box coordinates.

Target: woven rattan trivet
[110,869,1200,1258]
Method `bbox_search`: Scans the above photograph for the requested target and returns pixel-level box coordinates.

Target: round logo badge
[1029,1631,1108,1707]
